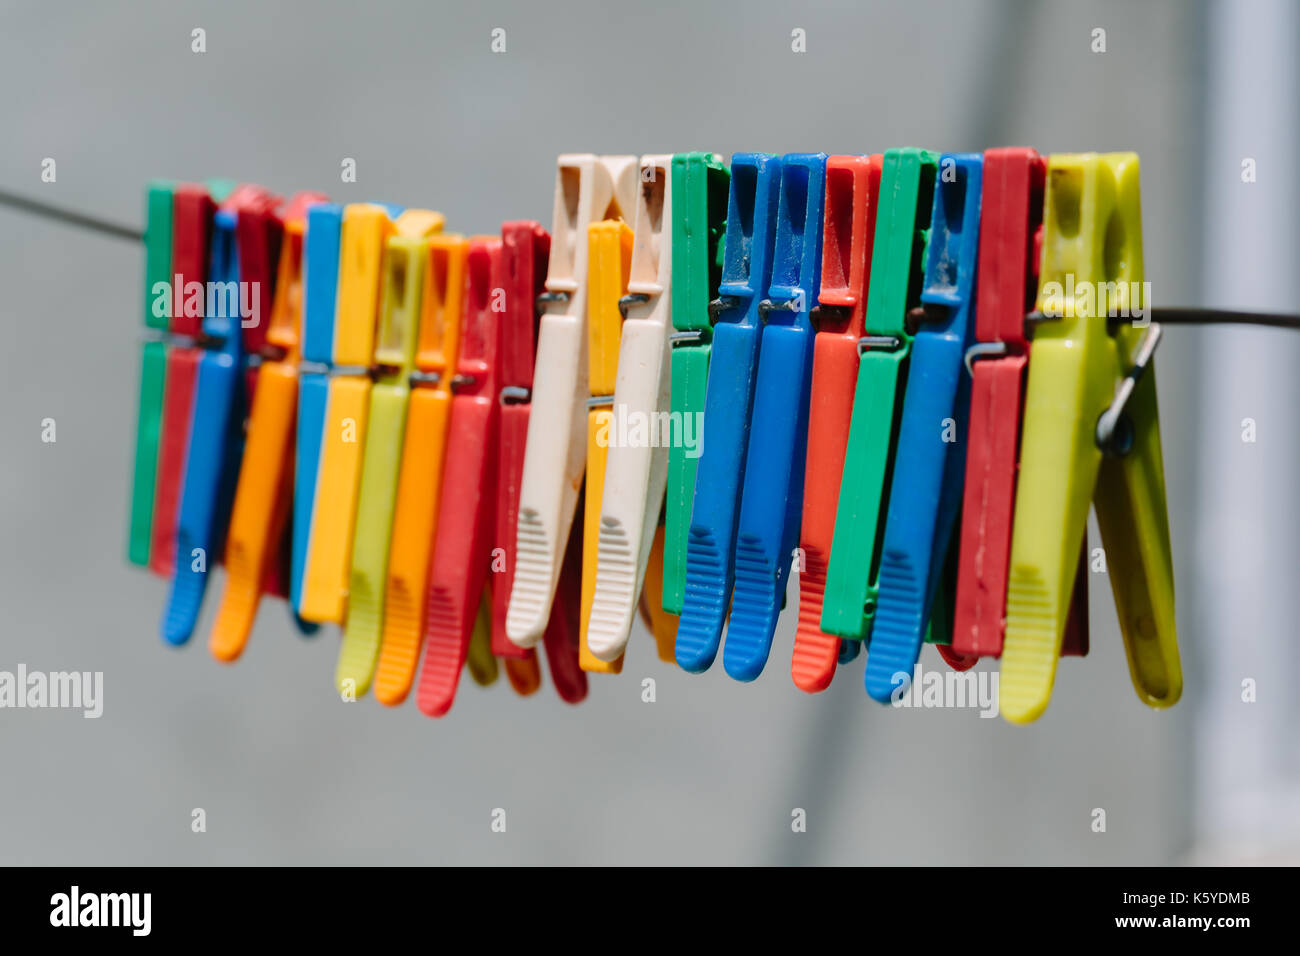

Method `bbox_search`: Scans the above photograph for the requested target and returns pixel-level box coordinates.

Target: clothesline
[3,186,1295,331]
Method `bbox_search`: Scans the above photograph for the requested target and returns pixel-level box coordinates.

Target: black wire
[0,187,143,242]
[1134,307,1300,331]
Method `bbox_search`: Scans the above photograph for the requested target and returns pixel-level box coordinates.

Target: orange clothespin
[209,192,328,661]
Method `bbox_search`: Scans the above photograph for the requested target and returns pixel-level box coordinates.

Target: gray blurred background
[1,0,1296,865]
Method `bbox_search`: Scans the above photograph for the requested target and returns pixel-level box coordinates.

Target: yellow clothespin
[504,155,637,647]
[1001,153,1180,723]
[372,234,468,706]
[580,215,635,672]
[335,212,447,696]
[298,204,443,625]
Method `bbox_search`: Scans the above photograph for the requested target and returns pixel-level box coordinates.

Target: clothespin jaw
[264,192,331,360]
[128,181,176,567]
[640,524,679,662]
[862,153,983,703]
[297,202,406,624]
[492,220,551,662]
[162,185,283,645]
[336,211,445,697]
[1000,152,1179,723]
[416,236,506,717]
[210,192,329,662]
[542,496,591,701]
[579,217,634,673]
[663,153,729,616]
[821,148,938,643]
[587,154,675,664]
[149,183,216,578]
[505,155,638,648]
[792,154,882,693]
[466,586,500,687]
[725,153,827,682]
[373,233,469,706]
[675,153,784,673]
[291,202,344,615]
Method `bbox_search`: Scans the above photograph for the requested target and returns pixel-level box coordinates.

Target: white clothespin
[506,154,638,646]
[586,155,673,661]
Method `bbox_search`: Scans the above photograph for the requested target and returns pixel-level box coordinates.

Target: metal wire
[4,185,1299,339]
[0,187,143,242]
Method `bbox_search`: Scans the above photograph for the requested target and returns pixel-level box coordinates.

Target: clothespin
[675,153,783,673]
[586,154,674,664]
[821,148,938,644]
[504,155,638,647]
[491,222,561,696]
[372,234,468,706]
[492,222,550,654]
[161,184,283,644]
[415,236,506,717]
[640,525,679,662]
[292,202,343,614]
[335,209,446,696]
[149,182,216,578]
[127,181,175,567]
[662,153,729,616]
[466,588,499,687]
[951,148,1089,664]
[861,153,983,702]
[791,154,882,692]
[724,153,827,681]
[297,203,426,625]
[578,214,634,672]
[1000,152,1180,722]
[541,491,590,702]
[209,191,329,661]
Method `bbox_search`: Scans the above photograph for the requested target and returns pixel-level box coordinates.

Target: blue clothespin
[292,202,343,615]
[162,186,283,644]
[724,154,826,681]
[675,154,783,673]
[863,153,983,701]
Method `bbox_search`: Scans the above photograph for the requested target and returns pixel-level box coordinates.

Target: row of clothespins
[126,148,1182,724]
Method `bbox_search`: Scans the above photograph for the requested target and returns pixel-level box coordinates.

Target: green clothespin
[127,181,175,566]
[662,152,729,615]
[205,178,238,204]
[821,148,937,639]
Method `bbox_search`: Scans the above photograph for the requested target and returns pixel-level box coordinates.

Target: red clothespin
[493,222,548,679]
[541,489,589,704]
[416,236,505,717]
[492,221,588,702]
[149,184,214,577]
[950,147,1088,663]
[792,154,882,692]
